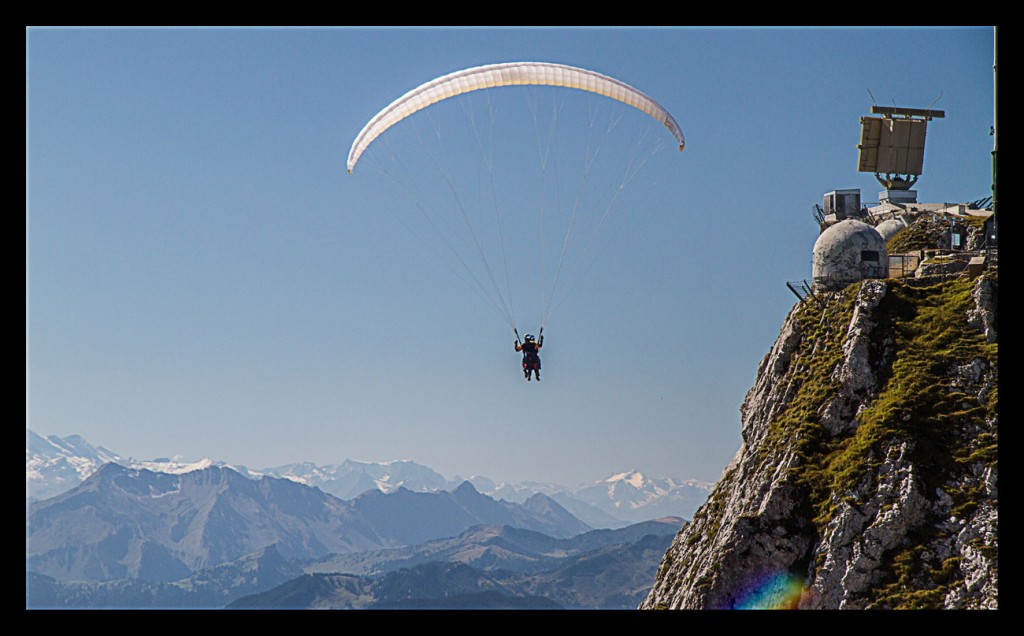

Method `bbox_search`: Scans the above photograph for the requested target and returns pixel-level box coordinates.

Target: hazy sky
[26,26,995,487]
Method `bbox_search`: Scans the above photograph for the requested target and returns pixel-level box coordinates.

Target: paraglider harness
[515,329,543,379]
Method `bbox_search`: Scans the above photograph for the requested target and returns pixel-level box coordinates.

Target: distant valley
[30,521,681,609]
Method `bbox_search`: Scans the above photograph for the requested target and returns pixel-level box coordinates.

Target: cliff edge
[640,272,997,609]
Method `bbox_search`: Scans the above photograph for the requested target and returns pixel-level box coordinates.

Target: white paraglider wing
[347,61,685,173]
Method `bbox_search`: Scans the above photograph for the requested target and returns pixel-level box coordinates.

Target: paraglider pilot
[515,330,544,381]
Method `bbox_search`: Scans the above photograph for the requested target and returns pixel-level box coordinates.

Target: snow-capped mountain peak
[605,470,646,490]
[26,430,713,524]
[133,457,216,474]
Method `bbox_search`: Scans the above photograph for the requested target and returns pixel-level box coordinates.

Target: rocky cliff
[640,271,997,609]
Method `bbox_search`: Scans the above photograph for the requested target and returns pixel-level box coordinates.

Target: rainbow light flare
[732,572,809,609]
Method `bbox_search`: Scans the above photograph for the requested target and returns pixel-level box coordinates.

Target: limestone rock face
[640,272,997,610]
[966,274,997,343]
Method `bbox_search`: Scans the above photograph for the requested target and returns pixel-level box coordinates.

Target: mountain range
[27,462,591,582]
[26,457,683,609]
[26,430,710,609]
[26,429,712,526]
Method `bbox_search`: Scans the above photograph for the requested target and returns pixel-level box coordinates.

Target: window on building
[861,250,880,262]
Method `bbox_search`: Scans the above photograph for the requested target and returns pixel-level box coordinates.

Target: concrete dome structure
[875,217,909,242]
[812,219,889,291]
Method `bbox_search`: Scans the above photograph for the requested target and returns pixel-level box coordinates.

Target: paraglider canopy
[347,61,685,174]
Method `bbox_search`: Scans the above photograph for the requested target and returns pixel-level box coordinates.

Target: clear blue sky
[26,26,995,486]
